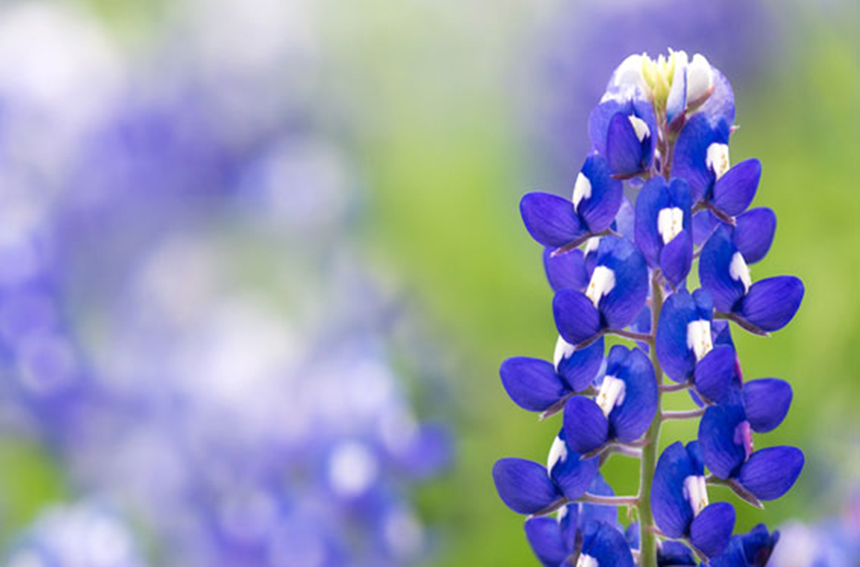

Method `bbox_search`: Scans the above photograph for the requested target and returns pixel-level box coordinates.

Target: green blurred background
[0,0,857,564]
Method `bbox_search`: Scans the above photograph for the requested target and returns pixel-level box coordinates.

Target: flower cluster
[494,50,804,566]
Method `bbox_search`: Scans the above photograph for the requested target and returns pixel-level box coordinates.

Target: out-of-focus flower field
[0,0,855,565]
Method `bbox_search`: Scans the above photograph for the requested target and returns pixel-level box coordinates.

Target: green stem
[638,274,664,567]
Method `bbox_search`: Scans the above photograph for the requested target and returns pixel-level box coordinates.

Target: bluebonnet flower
[494,429,600,515]
[500,338,605,414]
[655,289,738,403]
[699,226,804,334]
[521,155,623,252]
[497,48,805,567]
[651,442,735,558]
[553,236,648,346]
[634,177,693,288]
[562,345,657,455]
[698,401,803,504]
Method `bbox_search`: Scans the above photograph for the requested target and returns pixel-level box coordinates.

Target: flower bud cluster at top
[493,50,805,567]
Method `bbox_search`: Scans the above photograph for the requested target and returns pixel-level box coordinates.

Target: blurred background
[0,0,856,565]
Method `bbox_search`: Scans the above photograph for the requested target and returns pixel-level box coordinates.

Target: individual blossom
[651,441,736,559]
[493,429,600,516]
[655,288,737,403]
[500,338,605,414]
[699,226,804,334]
[588,83,658,177]
[698,401,803,504]
[521,155,623,252]
[553,236,648,346]
[634,177,694,288]
[562,344,657,455]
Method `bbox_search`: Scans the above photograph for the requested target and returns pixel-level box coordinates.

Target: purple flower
[493,429,599,515]
[709,524,779,567]
[553,236,648,346]
[699,226,804,334]
[562,345,657,455]
[651,441,735,558]
[521,155,623,251]
[634,177,694,288]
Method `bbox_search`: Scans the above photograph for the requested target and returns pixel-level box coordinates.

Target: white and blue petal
[696,66,736,128]
[732,208,776,264]
[595,237,649,330]
[556,336,605,393]
[651,442,699,538]
[656,289,712,383]
[549,429,601,501]
[672,115,730,202]
[712,158,761,217]
[605,346,658,443]
[699,226,747,312]
[579,521,635,567]
[577,155,624,233]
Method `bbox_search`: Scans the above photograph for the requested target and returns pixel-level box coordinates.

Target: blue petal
[660,229,693,289]
[550,431,601,501]
[672,114,725,201]
[563,396,609,454]
[738,276,804,332]
[608,347,658,443]
[521,192,585,248]
[544,248,589,292]
[712,159,761,216]
[500,357,570,412]
[732,208,776,264]
[689,502,735,558]
[651,442,696,538]
[597,237,649,330]
[693,210,718,247]
[738,524,780,566]
[737,446,804,501]
[578,155,624,233]
[634,177,670,267]
[693,345,736,403]
[493,458,561,515]
[557,337,605,393]
[742,378,792,433]
[614,197,635,241]
[658,541,697,566]
[588,99,626,156]
[525,516,572,566]
[581,473,618,527]
[698,404,749,479]
[697,67,736,127]
[655,290,698,383]
[580,521,635,567]
[625,522,640,551]
[553,289,603,345]
[708,538,748,567]
[606,112,645,176]
[699,226,746,312]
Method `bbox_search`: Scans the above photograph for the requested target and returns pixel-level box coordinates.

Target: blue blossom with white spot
[495,49,805,566]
